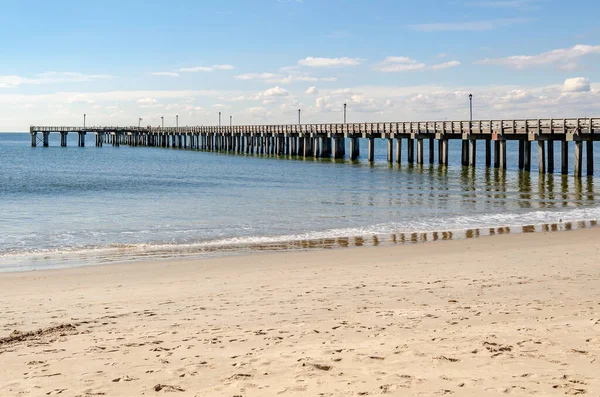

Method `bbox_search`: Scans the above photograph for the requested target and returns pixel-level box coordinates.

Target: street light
[176,114,179,128]
[230,115,232,127]
[138,117,143,127]
[469,94,473,121]
[219,112,221,127]
[83,113,86,128]
[161,116,164,128]
[298,109,301,124]
[343,103,347,124]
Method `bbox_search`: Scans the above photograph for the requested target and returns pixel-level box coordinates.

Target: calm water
[1,132,598,272]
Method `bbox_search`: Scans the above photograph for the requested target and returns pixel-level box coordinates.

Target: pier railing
[30,118,599,136]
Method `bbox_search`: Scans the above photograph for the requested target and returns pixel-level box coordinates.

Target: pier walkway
[30,118,600,176]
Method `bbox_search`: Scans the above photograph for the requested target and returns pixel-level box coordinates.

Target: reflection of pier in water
[28,219,599,269]
[240,219,598,253]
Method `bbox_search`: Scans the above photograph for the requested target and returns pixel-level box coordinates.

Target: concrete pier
[29,118,599,177]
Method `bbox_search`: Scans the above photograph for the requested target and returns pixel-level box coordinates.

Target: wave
[0,205,598,273]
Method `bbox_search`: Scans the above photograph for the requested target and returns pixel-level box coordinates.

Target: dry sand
[1,229,599,396]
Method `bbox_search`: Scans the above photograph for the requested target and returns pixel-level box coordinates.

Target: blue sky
[1,0,599,131]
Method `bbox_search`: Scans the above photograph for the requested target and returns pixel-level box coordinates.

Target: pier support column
[349,137,359,160]
[60,132,68,147]
[469,139,476,167]
[461,140,469,166]
[296,135,304,157]
[303,136,310,158]
[574,141,583,177]
[407,138,414,163]
[538,140,546,173]
[368,138,375,163]
[547,141,554,173]
[78,132,86,147]
[523,141,531,172]
[31,132,37,147]
[561,141,569,174]
[417,139,424,164]
[441,139,448,165]
[395,138,402,164]
[586,141,593,176]
[312,137,319,158]
[43,132,49,147]
[387,138,393,163]
[333,137,344,159]
[323,137,332,158]
[428,138,435,164]
[494,141,500,168]
[485,139,491,167]
[499,140,507,170]
[518,140,524,170]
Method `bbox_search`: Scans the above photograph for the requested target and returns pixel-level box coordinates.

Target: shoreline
[2,216,599,274]
[1,228,599,395]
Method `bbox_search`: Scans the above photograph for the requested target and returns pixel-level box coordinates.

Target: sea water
[0,132,598,272]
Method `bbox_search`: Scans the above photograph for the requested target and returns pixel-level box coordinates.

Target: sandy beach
[1,229,599,396]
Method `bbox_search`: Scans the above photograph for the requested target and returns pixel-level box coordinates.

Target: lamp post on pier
[176,114,179,128]
[230,115,232,127]
[469,94,473,122]
[138,118,142,128]
[83,113,86,128]
[161,116,164,128]
[343,103,347,124]
[298,109,301,124]
[219,112,221,127]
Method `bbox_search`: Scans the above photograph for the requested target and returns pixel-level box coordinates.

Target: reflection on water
[12,218,597,273]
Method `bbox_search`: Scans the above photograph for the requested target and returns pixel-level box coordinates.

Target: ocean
[1,132,598,272]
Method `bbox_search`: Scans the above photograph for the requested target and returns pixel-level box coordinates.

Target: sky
[0,0,599,131]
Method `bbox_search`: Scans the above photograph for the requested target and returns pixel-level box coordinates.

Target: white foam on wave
[1,205,599,271]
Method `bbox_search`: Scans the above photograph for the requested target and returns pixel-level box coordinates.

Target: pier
[30,118,599,176]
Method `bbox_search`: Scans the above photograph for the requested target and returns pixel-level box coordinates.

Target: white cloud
[67,94,95,104]
[409,18,530,32]
[477,44,600,69]
[150,72,180,77]
[564,77,591,93]
[177,64,235,72]
[263,86,289,97]
[245,106,272,118]
[0,72,112,89]
[137,97,157,104]
[298,56,364,67]
[235,73,280,81]
[431,60,461,70]
[305,86,318,95]
[235,72,337,84]
[374,57,426,72]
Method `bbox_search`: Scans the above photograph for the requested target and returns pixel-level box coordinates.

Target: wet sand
[1,228,599,396]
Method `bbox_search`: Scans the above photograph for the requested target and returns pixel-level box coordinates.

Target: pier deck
[30,118,600,176]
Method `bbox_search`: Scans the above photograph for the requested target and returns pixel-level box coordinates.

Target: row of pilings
[90,131,593,177]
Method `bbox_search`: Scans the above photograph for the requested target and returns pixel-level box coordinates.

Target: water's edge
[1,218,596,273]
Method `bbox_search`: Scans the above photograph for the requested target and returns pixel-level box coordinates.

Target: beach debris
[307,363,332,371]
[433,356,460,362]
[227,373,253,380]
[0,324,77,347]
[153,384,185,392]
